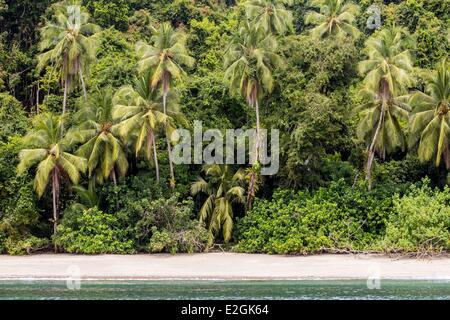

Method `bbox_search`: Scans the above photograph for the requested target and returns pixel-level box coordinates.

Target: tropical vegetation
[0,0,449,255]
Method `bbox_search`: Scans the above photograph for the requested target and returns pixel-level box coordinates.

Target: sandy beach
[0,253,449,280]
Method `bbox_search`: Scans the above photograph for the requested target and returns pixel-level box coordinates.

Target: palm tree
[244,0,294,35]
[68,87,128,185]
[409,59,450,168]
[17,113,86,248]
[224,23,282,202]
[37,0,100,126]
[305,0,360,39]
[191,165,246,243]
[136,22,195,188]
[357,26,415,189]
[114,74,180,183]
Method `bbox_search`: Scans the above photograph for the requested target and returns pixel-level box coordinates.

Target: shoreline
[1,253,450,281]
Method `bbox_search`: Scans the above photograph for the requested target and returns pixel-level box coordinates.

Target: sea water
[0,280,449,300]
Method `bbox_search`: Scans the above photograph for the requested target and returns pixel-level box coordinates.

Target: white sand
[0,253,449,280]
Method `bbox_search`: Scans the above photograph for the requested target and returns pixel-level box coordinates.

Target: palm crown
[17,113,86,197]
[244,0,294,35]
[409,59,450,167]
[191,165,246,243]
[136,22,195,95]
[224,23,281,107]
[114,74,182,183]
[305,0,360,39]
[68,87,128,185]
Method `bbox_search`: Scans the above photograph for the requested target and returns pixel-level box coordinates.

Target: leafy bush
[0,138,45,252]
[3,236,49,255]
[234,180,395,254]
[380,180,450,253]
[135,195,209,253]
[54,207,135,254]
[148,225,209,254]
[0,93,27,142]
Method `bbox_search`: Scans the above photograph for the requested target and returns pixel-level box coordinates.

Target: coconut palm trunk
[162,80,175,189]
[79,66,87,101]
[366,79,390,190]
[365,103,384,190]
[254,95,261,160]
[151,132,160,183]
[51,168,60,253]
[36,83,40,114]
[110,169,117,186]
[62,77,68,115]
[246,88,261,210]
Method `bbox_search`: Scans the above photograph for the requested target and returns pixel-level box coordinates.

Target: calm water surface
[1,280,449,300]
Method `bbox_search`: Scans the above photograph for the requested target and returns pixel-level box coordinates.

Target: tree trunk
[366,81,389,190]
[246,89,260,210]
[63,77,68,116]
[110,169,117,186]
[254,96,261,163]
[36,83,40,114]
[79,67,87,101]
[444,144,450,169]
[246,169,256,212]
[152,132,160,183]
[61,77,69,136]
[163,91,175,189]
[52,169,59,253]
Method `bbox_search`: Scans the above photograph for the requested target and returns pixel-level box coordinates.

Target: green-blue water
[0,280,449,300]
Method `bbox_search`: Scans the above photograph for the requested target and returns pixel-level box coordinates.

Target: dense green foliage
[381,180,450,253]
[54,207,135,254]
[0,0,449,255]
[234,179,397,253]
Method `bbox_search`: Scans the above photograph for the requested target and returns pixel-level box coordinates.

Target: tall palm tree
[244,0,294,35]
[191,165,246,243]
[68,87,128,185]
[409,59,450,167]
[224,23,282,202]
[114,74,180,183]
[136,22,195,188]
[357,26,415,189]
[17,113,86,248]
[37,0,100,126]
[305,0,360,39]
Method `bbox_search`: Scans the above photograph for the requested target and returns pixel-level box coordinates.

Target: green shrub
[148,225,209,254]
[0,93,27,142]
[234,180,395,254]
[54,207,135,254]
[380,180,450,253]
[136,195,209,253]
[4,236,49,255]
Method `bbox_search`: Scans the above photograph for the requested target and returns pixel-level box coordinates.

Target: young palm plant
[136,22,195,188]
[37,0,100,123]
[68,87,128,185]
[17,113,87,250]
[191,165,246,243]
[114,74,180,183]
[224,23,282,204]
[244,0,294,35]
[357,26,414,189]
[305,0,360,39]
[409,59,450,168]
